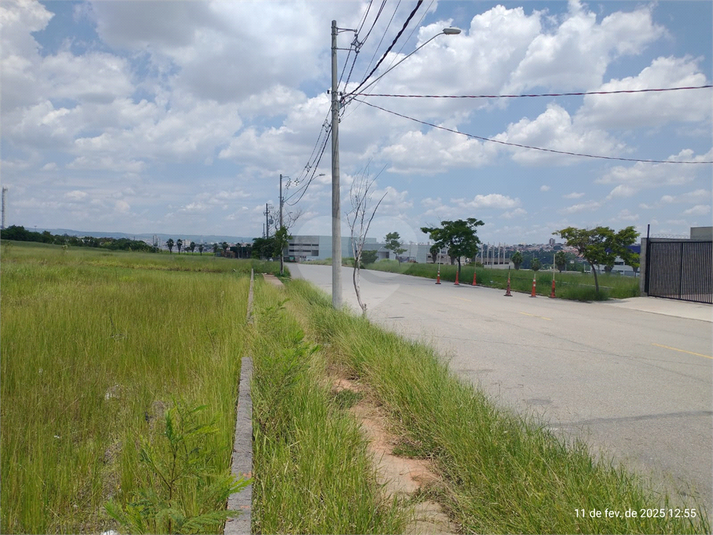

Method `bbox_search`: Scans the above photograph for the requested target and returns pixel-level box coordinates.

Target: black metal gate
[645,239,712,304]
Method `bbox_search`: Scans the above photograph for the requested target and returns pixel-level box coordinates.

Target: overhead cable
[350,0,424,97]
[354,84,713,99]
[353,98,713,164]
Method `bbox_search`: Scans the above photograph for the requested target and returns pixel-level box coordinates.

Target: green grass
[284,279,709,534]
[1,244,252,533]
[250,280,407,534]
[367,260,639,300]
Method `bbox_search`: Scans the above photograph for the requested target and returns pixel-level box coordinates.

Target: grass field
[367,260,640,300]
[1,242,252,533]
[4,242,706,534]
[283,279,709,534]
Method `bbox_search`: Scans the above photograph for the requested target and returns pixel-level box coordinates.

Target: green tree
[189,241,196,253]
[198,243,204,255]
[421,218,484,279]
[166,238,174,254]
[361,249,378,266]
[554,226,639,293]
[251,237,276,259]
[429,244,440,264]
[212,243,220,254]
[274,226,291,275]
[531,257,542,272]
[511,251,523,270]
[177,238,183,254]
[221,242,229,256]
[554,251,567,272]
[384,232,407,263]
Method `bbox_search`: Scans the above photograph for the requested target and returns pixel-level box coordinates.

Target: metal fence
[645,239,712,304]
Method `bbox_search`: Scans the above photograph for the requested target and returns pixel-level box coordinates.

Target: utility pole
[279,174,285,275]
[264,203,270,239]
[1,187,7,230]
[331,19,343,309]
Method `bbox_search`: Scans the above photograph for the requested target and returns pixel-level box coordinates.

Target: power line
[351,0,424,97]
[354,84,713,99]
[353,98,713,164]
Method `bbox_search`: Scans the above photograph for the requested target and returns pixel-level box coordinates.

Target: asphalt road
[290,263,713,512]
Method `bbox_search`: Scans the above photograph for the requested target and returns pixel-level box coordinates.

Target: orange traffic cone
[550,278,556,298]
[504,273,512,297]
[530,274,537,297]
[472,270,477,286]
[436,264,441,284]
[455,269,460,285]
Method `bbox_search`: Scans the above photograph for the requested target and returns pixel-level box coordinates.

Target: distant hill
[39,228,256,244]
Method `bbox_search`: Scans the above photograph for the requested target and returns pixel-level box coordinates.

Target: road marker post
[550,270,556,298]
[436,262,441,284]
[454,268,460,285]
[530,273,537,298]
[472,270,477,286]
[505,269,512,297]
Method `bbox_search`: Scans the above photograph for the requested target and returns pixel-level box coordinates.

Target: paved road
[290,263,713,511]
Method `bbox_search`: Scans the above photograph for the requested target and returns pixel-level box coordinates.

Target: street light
[330,20,461,308]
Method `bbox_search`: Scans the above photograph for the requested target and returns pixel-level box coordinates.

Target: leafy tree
[554,226,639,293]
[429,244,440,264]
[176,238,183,254]
[198,243,204,255]
[511,251,523,270]
[212,243,220,254]
[384,232,407,263]
[421,218,484,278]
[531,258,542,272]
[555,251,567,272]
[221,242,229,256]
[274,226,291,275]
[166,238,174,254]
[251,236,276,259]
[189,241,196,253]
[361,249,378,266]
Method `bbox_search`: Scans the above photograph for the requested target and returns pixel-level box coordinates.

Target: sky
[1,0,711,245]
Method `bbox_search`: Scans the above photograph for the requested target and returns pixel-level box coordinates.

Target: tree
[421,218,484,279]
[361,249,378,266]
[531,258,542,272]
[511,251,523,270]
[251,236,276,259]
[212,243,220,254]
[166,238,174,254]
[274,226,291,275]
[189,241,196,253]
[198,243,204,255]
[347,171,387,315]
[221,242,229,256]
[554,251,567,272]
[554,226,639,293]
[429,244,440,264]
[384,232,406,263]
[176,239,183,254]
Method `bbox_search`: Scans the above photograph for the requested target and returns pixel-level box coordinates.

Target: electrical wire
[286,123,332,206]
[353,85,713,99]
[353,98,713,164]
[350,0,424,97]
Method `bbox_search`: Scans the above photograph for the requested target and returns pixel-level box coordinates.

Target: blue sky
[1,0,711,245]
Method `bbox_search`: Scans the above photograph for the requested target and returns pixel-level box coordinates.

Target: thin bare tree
[347,165,387,315]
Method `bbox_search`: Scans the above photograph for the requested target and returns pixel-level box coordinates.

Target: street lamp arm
[343,27,461,101]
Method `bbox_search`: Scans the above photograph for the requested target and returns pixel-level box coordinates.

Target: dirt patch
[333,379,457,535]
[261,273,284,288]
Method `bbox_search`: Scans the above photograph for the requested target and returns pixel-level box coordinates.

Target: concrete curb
[224,356,252,535]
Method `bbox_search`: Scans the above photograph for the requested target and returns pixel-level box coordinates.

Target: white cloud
[114,200,130,213]
[494,103,624,165]
[563,192,585,199]
[682,205,711,216]
[505,0,665,93]
[540,185,551,192]
[453,193,521,210]
[559,200,601,214]
[64,190,88,201]
[577,56,711,129]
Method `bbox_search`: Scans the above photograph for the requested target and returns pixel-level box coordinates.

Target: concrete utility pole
[264,203,270,239]
[331,20,343,309]
[1,187,7,230]
[279,174,285,275]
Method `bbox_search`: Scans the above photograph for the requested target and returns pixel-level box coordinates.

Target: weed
[105,400,248,534]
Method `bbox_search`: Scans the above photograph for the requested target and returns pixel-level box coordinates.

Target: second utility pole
[331,19,342,309]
